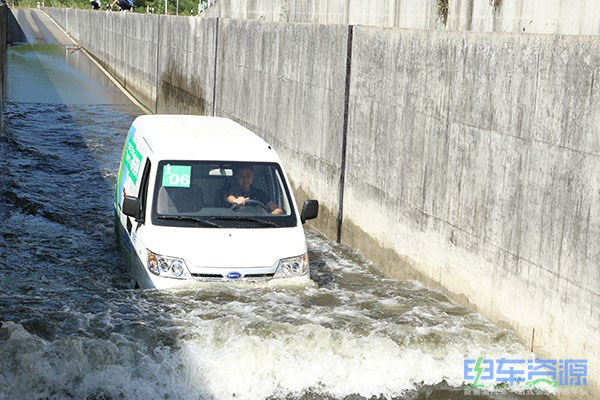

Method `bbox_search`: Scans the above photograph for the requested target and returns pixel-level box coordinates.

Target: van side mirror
[300,200,319,224]
[122,196,141,219]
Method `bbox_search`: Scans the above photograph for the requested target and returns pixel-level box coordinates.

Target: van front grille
[190,272,275,281]
[191,273,223,279]
[243,273,275,279]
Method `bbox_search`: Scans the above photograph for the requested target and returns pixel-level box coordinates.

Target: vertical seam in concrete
[123,13,128,90]
[211,17,219,117]
[443,34,454,221]
[466,0,474,31]
[394,0,401,28]
[532,49,540,127]
[344,0,350,24]
[337,24,353,243]
[154,15,161,114]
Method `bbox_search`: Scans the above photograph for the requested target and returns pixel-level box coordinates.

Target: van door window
[137,159,152,223]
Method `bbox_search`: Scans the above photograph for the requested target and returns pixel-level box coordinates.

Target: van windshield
[151,161,297,228]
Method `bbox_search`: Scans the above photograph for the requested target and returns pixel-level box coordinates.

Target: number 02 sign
[162,165,191,188]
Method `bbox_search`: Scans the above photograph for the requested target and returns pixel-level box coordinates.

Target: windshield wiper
[207,216,280,228]
[157,215,222,228]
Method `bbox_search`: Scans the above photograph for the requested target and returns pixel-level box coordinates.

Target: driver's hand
[235,196,248,205]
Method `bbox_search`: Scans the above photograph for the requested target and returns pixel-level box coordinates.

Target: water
[0,13,555,400]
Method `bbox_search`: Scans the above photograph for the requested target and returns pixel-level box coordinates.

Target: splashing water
[0,42,554,400]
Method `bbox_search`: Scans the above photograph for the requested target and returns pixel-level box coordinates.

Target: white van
[114,115,319,289]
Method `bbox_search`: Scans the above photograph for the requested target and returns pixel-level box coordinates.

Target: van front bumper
[139,265,310,289]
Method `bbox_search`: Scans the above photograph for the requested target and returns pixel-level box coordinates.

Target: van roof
[132,115,280,163]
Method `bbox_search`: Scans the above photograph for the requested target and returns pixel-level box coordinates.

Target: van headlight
[147,250,191,280]
[274,253,309,278]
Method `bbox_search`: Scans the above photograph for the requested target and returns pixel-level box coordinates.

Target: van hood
[141,226,307,270]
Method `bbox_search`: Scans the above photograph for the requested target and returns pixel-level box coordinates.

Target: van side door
[115,124,151,260]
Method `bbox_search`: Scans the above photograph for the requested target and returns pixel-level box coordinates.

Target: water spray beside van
[114,115,319,289]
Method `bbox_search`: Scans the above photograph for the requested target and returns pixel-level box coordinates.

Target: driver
[224,166,283,214]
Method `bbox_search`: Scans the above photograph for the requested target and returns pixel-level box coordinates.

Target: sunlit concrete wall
[448,0,600,35]
[44,9,215,115]
[201,0,440,27]
[43,9,600,396]
[155,16,217,115]
[214,19,348,238]
[345,26,600,397]
[202,0,600,35]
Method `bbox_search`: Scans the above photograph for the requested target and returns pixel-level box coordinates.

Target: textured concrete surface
[214,19,349,238]
[41,9,600,396]
[44,9,216,114]
[345,26,600,396]
[202,0,600,35]
[201,0,440,27]
[122,13,161,112]
[448,0,600,35]
[8,8,72,45]
[156,16,216,115]
[7,7,27,44]
[46,9,136,102]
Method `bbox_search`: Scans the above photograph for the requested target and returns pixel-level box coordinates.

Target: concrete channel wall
[214,19,348,238]
[202,0,600,36]
[344,28,600,397]
[44,8,599,396]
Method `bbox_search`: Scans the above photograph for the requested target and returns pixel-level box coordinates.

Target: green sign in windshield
[162,165,191,188]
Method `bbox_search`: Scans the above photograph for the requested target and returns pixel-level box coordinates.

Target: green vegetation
[10,0,212,16]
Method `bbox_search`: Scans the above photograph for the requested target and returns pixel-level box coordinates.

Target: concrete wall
[214,19,348,238]
[44,9,215,115]
[448,0,600,35]
[7,6,26,44]
[156,15,216,115]
[43,9,600,396]
[345,26,600,396]
[202,0,441,28]
[202,0,600,35]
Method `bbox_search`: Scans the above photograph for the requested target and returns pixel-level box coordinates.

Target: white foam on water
[177,321,467,399]
[0,310,542,400]
[0,321,206,400]
[1,203,547,400]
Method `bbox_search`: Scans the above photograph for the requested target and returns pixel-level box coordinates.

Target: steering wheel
[230,199,269,212]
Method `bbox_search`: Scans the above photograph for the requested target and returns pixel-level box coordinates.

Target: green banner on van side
[125,136,142,185]
[163,165,191,188]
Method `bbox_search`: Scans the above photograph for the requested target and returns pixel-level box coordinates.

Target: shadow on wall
[157,62,208,115]
[7,9,26,45]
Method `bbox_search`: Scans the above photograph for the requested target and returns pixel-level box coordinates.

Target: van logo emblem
[227,272,241,279]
